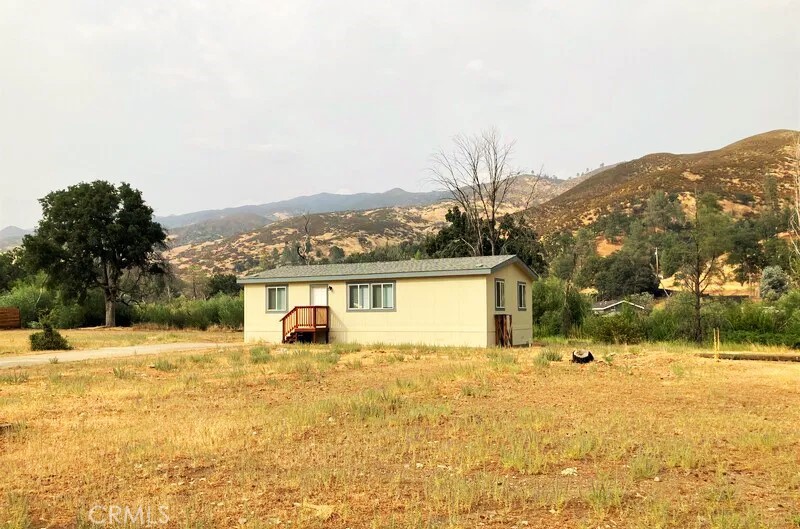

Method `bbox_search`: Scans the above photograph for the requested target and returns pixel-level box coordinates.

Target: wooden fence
[0,308,21,329]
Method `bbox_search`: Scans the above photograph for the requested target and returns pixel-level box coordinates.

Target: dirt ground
[0,328,241,356]
[0,341,798,528]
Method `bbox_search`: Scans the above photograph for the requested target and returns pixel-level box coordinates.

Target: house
[237,255,535,347]
[591,299,648,315]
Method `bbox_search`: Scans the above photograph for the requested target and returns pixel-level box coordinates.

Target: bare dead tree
[429,128,530,256]
[296,213,314,265]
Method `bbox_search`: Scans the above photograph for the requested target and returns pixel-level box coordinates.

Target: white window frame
[495,279,505,311]
[517,281,527,311]
[347,281,396,311]
[371,282,395,310]
[347,283,371,311]
[266,285,288,312]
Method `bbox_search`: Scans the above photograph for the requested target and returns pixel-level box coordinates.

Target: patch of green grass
[500,439,551,475]
[112,366,135,380]
[349,388,404,420]
[586,475,623,515]
[152,359,178,372]
[344,359,363,369]
[331,342,361,354]
[563,433,600,460]
[735,430,784,452]
[227,349,243,365]
[671,362,687,379]
[188,353,215,364]
[665,442,703,470]
[539,348,563,362]
[630,451,661,480]
[0,371,29,385]
[249,346,273,364]
[2,492,32,529]
[487,350,518,369]
[48,357,59,364]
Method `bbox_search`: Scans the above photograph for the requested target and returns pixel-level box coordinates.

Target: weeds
[250,346,273,364]
[0,371,29,385]
[152,359,178,372]
[630,451,661,480]
[349,388,404,420]
[586,475,623,515]
[2,492,32,529]
[112,366,135,380]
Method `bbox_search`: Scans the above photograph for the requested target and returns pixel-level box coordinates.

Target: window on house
[371,283,395,309]
[348,283,370,310]
[517,281,527,310]
[495,279,505,310]
[266,285,287,312]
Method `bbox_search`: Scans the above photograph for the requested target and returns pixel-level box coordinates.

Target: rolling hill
[167,174,586,273]
[0,226,31,250]
[533,129,799,234]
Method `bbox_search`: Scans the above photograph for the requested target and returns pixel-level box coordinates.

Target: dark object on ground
[0,423,14,435]
[571,350,594,364]
[29,324,72,351]
[698,352,800,362]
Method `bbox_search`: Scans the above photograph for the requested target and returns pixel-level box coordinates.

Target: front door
[310,285,328,306]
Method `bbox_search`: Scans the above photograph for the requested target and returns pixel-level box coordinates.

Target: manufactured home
[237,255,534,347]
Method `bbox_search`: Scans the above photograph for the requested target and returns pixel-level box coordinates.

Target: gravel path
[0,342,240,369]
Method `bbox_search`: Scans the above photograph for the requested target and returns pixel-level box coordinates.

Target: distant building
[591,300,648,316]
[237,255,535,347]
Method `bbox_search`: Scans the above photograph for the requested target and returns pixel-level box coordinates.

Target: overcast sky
[1,1,797,228]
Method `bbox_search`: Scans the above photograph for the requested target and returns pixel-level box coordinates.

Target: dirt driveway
[0,341,240,369]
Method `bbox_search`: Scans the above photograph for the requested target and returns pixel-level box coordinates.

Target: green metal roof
[237,255,534,284]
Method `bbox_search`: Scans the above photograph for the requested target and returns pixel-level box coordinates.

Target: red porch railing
[280,306,329,342]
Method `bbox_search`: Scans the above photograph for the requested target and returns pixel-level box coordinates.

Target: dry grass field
[1,340,799,528]
[0,328,240,356]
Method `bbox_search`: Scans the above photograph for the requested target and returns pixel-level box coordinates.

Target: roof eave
[237,268,494,284]
[490,255,537,280]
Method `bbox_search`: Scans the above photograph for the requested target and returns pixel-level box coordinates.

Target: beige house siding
[244,275,489,347]
[242,258,534,348]
[485,262,533,346]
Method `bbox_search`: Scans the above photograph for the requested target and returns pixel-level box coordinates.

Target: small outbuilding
[591,299,647,316]
[237,255,534,347]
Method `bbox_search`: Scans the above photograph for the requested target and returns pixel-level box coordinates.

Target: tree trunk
[104,295,116,327]
[693,277,702,343]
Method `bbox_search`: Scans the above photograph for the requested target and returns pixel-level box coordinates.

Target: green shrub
[531,277,590,337]
[0,277,54,327]
[29,324,72,351]
[584,308,646,344]
[216,294,244,328]
[48,302,86,329]
[132,295,243,329]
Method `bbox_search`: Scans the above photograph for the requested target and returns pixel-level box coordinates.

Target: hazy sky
[1,1,798,228]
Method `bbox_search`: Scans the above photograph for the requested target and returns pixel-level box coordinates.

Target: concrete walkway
[0,342,240,369]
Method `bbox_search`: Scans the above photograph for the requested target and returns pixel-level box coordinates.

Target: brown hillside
[167,173,589,273]
[533,129,799,234]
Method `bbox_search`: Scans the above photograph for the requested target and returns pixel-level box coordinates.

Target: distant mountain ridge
[156,187,451,229]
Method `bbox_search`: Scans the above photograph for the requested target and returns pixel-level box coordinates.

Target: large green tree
[674,193,733,342]
[0,248,25,293]
[23,181,167,326]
